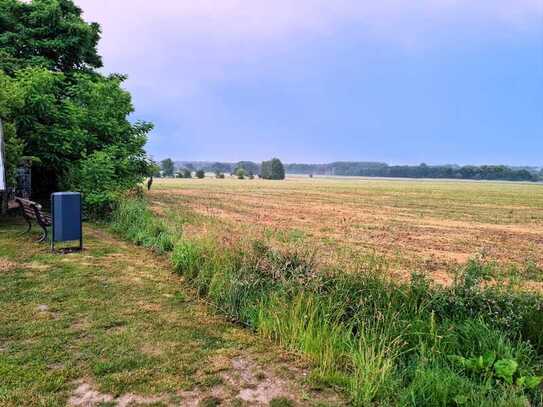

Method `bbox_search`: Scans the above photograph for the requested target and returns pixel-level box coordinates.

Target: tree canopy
[232,161,259,176]
[0,0,102,74]
[0,0,153,215]
[261,158,285,180]
[161,158,175,177]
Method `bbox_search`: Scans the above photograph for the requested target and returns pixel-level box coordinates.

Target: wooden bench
[15,197,52,243]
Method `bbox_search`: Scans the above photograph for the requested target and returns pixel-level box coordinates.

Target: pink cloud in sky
[77,0,543,45]
[71,0,543,160]
[75,0,543,82]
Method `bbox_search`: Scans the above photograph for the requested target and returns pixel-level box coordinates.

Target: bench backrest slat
[16,197,51,226]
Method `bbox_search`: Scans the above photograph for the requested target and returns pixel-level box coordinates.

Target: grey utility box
[51,192,83,252]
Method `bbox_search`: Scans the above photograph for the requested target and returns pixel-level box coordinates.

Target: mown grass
[0,217,328,406]
[112,198,543,406]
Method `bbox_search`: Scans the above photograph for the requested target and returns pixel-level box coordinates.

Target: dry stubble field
[150,176,543,286]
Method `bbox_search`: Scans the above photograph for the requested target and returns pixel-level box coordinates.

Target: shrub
[66,149,126,217]
[196,170,205,179]
[236,168,246,179]
[429,259,543,333]
[522,304,543,353]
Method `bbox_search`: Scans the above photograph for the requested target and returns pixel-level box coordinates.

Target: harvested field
[151,176,543,283]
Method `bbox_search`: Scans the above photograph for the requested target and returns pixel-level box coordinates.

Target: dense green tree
[261,161,271,179]
[182,169,192,179]
[150,161,161,178]
[161,158,175,177]
[0,0,102,74]
[233,161,259,176]
[236,168,246,179]
[261,158,285,180]
[0,0,153,215]
[195,169,205,179]
[270,158,285,180]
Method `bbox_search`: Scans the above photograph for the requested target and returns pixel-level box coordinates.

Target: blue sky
[77,1,543,165]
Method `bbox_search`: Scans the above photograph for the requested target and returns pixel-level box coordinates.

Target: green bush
[236,168,246,179]
[429,259,543,333]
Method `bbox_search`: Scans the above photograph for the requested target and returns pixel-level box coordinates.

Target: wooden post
[0,119,7,215]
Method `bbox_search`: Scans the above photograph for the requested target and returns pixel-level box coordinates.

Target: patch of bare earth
[224,356,308,404]
[69,381,164,407]
[0,257,17,272]
[68,351,342,406]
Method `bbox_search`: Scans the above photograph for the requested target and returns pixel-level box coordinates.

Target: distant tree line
[159,160,540,182]
[285,162,541,182]
[164,159,286,180]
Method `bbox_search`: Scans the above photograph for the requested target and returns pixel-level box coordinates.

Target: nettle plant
[448,352,541,389]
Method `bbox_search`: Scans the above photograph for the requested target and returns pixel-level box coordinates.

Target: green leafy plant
[493,359,518,384]
[448,353,541,390]
[516,375,542,390]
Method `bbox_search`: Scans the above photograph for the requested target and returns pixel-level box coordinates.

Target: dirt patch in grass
[69,381,165,407]
[0,257,17,272]
[225,356,302,404]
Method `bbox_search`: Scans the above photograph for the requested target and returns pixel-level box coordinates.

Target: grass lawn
[0,218,342,406]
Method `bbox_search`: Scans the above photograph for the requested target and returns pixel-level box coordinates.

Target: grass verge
[112,198,543,406]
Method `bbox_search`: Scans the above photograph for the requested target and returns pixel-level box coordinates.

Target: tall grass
[111,198,543,406]
[111,199,173,253]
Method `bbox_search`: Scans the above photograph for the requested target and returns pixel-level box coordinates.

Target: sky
[76,1,543,166]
